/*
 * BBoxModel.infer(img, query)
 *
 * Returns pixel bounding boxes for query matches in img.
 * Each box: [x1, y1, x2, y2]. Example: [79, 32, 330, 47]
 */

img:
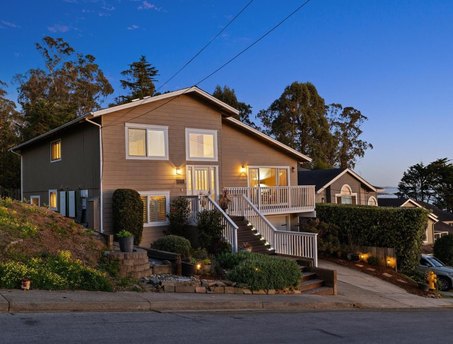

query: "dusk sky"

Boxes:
[1, 0, 452, 187]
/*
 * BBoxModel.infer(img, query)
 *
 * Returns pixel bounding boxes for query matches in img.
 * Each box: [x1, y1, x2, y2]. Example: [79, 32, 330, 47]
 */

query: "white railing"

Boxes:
[184, 195, 238, 253]
[225, 185, 315, 215]
[239, 194, 318, 266]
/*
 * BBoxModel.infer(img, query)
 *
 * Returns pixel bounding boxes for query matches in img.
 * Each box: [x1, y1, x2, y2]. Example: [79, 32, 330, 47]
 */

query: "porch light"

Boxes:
[240, 164, 247, 176]
[175, 167, 182, 175]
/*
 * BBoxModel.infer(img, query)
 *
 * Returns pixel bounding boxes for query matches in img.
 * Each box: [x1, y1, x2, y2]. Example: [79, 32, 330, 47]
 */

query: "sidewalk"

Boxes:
[1, 260, 453, 313]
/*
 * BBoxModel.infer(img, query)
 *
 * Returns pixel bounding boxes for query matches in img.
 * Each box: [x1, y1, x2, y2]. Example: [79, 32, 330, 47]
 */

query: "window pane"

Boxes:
[189, 133, 214, 158]
[128, 128, 146, 156]
[259, 168, 277, 187]
[149, 196, 166, 222]
[249, 168, 259, 187]
[148, 129, 166, 157]
[141, 196, 148, 223]
[31, 197, 39, 206]
[341, 196, 352, 204]
[278, 169, 288, 186]
[51, 141, 61, 161]
[49, 192, 57, 208]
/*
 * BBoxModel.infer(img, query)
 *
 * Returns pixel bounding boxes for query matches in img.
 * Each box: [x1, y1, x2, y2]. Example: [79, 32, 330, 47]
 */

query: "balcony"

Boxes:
[224, 185, 316, 216]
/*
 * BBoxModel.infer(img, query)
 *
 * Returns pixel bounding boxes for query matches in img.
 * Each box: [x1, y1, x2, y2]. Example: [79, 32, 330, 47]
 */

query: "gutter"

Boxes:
[84, 118, 104, 234]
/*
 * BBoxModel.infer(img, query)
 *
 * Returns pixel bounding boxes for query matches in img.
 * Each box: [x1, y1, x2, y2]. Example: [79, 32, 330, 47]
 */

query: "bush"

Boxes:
[218, 252, 301, 290]
[300, 218, 342, 257]
[152, 235, 192, 259]
[317, 203, 428, 273]
[112, 189, 143, 245]
[167, 197, 190, 236]
[367, 256, 379, 266]
[197, 209, 230, 255]
[0, 251, 112, 291]
[434, 234, 453, 266]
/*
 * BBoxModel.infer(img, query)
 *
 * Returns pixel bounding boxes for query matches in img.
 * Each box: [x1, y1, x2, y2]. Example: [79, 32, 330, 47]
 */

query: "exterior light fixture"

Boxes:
[240, 164, 247, 176]
[175, 167, 182, 175]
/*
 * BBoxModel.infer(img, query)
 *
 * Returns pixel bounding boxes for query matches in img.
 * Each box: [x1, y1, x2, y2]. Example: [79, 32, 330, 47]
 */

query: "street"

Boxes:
[1, 310, 453, 343]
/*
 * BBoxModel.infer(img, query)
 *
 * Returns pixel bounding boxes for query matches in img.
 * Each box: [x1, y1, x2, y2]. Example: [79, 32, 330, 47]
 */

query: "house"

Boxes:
[378, 198, 439, 244]
[412, 200, 453, 239]
[298, 168, 379, 206]
[11, 86, 318, 264]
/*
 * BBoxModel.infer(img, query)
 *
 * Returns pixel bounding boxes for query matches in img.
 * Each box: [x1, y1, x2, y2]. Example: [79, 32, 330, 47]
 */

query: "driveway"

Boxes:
[319, 260, 453, 308]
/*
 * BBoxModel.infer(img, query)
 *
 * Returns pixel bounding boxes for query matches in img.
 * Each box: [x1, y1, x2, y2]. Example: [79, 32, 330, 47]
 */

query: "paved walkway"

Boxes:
[1, 260, 453, 313]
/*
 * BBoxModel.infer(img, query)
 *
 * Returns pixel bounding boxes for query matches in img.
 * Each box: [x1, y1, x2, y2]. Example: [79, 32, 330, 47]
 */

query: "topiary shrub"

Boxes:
[112, 189, 143, 245]
[218, 252, 301, 290]
[434, 234, 453, 266]
[151, 235, 192, 259]
[167, 197, 190, 237]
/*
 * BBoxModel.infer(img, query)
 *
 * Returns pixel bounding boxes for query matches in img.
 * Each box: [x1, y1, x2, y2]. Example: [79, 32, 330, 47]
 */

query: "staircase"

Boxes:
[230, 216, 275, 254]
[299, 265, 334, 295]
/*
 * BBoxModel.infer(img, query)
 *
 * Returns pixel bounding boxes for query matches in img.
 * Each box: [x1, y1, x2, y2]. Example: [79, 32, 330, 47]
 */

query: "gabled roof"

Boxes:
[11, 86, 311, 162]
[435, 221, 453, 234]
[378, 197, 438, 222]
[298, 168, 377, 193]
[415, 200, 453, 222]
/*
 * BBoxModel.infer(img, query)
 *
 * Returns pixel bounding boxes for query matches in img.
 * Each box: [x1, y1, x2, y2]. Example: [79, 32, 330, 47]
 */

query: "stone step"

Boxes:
[301, 272, 317, 282]
[300, 278, 324, 292]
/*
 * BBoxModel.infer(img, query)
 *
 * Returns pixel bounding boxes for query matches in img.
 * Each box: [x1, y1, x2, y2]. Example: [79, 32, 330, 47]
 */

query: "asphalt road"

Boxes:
[1, 310, 452, 344]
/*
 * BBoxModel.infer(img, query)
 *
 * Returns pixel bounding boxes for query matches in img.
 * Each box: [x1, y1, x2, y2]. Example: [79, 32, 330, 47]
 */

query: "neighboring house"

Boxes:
[298, 168, 379, 206]
[378, 198, 439, 245]
[413, 200, 453, 239]
[11, 87, 317, 262]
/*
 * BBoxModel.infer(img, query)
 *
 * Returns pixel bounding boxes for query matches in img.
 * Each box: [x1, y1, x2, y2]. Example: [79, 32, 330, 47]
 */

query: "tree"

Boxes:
[327, 104, 373, 169]
[212, 85, 256, 127]
[16, 36, 113, 140]
[0, 81, 21, 196]
[257, 82, 335, 168]
[430, 158, 453, 212]
[113, 55, 158, 105]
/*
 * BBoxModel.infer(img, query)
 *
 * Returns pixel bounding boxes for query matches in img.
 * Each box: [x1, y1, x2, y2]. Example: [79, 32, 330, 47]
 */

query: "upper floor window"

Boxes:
[186, 128, 218, 161]
[336, 184, 357, 205]
[367, 196, 378, 206]
[50, 140, 61, 162]
[126, 123, 168, 160]
[248, 167, 289, 187]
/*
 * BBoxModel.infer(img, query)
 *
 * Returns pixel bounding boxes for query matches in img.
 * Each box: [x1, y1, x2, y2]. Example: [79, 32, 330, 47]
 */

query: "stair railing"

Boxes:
[240, 194, 318, 266]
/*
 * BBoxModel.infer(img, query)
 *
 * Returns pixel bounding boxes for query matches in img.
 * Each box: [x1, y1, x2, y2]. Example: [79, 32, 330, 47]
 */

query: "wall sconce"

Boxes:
[291, 166, 296, 173]
[240, 164, 247, 176]
[175, 167, 182, 176]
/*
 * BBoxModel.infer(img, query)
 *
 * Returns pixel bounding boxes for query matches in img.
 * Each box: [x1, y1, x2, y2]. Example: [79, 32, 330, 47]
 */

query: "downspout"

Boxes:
[10, 149, 23, 201]
[85, 118, 104, 234]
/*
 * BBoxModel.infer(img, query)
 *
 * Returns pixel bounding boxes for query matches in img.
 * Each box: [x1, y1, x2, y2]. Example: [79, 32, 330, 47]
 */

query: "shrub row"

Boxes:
[112, 189, 143, 245]
[217, 252, 301, 291]
[316, 203, 428, 273]
[0, 250, 112, 291]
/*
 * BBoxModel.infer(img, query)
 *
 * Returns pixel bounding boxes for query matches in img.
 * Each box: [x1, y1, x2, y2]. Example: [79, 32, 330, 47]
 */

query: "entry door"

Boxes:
[187, 165, 218, 197]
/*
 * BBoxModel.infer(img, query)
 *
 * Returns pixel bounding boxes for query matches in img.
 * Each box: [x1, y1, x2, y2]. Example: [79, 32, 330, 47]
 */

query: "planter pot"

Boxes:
[119, 236, 134, 253]
[181, 261, 195, 276]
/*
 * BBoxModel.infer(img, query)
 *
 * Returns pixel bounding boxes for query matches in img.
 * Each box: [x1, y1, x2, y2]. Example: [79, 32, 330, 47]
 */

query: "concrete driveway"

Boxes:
[319, 260, 453, 308]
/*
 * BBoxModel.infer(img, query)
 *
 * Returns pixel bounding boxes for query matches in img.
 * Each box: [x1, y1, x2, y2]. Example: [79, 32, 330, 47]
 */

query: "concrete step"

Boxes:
[303, 286, 335, 296]
[302, 272, 317, 282]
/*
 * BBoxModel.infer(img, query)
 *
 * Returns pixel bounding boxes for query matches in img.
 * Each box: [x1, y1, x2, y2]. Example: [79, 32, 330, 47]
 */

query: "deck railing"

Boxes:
[239, 194, 318, 266]
[225, 185, 315, 215]
[184, 195, 238, 253]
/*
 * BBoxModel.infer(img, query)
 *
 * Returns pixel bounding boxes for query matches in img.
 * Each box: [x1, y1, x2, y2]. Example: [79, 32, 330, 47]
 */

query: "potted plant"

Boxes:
[242, 242, 252, 252]
[219, 189, 231, 211]
[117, 230, 134, 252]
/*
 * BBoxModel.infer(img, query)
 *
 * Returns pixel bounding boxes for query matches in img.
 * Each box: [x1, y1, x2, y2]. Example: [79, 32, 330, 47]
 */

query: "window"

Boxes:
[48, 190, 58, 210]
[186, 128, 218, 161]
[126, 123, 168, 160]
[50, 140, 61, 162]
[367, 196, 378, 206]
[140, 191, 170, 226]
[30, 196, 40, 207]
[335, 184, 357, 205]
[248, 167, 289, 187]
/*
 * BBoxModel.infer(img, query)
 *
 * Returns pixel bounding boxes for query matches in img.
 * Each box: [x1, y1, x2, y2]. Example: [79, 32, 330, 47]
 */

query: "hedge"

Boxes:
[433, 234, 453, 266]
[112, 189, 143, 245]
[316, 203, 428, 273]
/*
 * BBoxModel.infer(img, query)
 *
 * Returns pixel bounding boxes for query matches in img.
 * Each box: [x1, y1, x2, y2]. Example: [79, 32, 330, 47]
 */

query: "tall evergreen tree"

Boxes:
[258, 82, 335, 168]
[327, 104, 373, 169]
[0, 81, 21, 196]
[113, 55, 158, 105]
[16, 36, 113, 140]
[212, 85, 256, 127]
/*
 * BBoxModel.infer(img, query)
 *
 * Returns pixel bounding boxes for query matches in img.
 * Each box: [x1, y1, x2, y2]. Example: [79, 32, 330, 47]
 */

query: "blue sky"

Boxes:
[1, 0, 452, 187]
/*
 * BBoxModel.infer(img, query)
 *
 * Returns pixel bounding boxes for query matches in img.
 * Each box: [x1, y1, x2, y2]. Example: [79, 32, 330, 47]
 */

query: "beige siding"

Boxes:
[401, 202, 435, 245]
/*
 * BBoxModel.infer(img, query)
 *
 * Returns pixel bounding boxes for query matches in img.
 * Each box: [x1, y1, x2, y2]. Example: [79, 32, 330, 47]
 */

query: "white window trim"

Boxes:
[334, 184, 358, 204]
[50, 139, 62, 163]
[185, 128, 218, 162]
[48, 189, 58, 210]
[30, 195, 40, 206]
[367, 196, 378, 206]
[186, 165, 219, 197]
[247, 166, 291, 187]
[139, 191, 170, 227]
[125, 123, 169, 160]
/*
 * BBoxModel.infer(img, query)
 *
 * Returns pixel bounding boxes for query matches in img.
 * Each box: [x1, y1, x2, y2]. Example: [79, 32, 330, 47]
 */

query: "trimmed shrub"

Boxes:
[112, 189, 143, 245]
[151, 235, 192, 259]
[316, 203, 428, 273]
[218, 252, 301, 290]
[197, 209, 230, 255]
[168, 197, 190, 236]
[434, 234, 453, 266]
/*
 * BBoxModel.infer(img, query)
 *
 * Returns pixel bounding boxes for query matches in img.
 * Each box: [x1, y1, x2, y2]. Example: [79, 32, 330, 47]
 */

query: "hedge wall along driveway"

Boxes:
[316, 204, 428, 273]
